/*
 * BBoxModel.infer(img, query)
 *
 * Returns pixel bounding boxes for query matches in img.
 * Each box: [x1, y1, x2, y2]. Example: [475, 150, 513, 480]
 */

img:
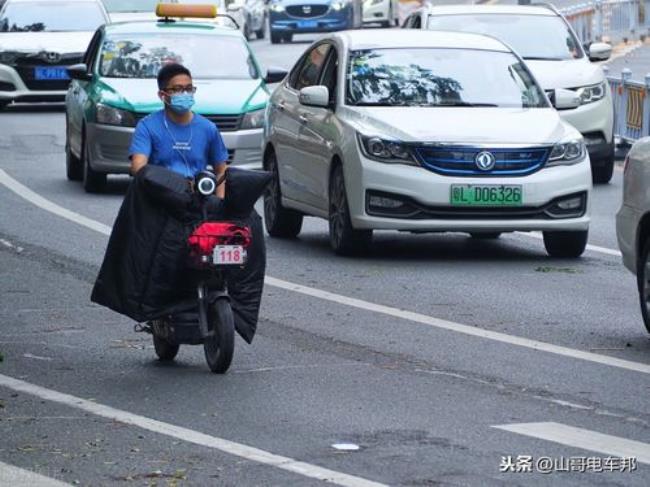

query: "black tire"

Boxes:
[329, 164, 372, 255]
[204, 298, 235, 374]
[65, 120, 83, 181]
[0, 100, 9, 110]
[153, 334, 180, 362]
[636, 238, 650, 334]
[283, 33, 292, 43]
[270, 31, 281, 44]
[263, 150, 303, 238]
[82, 131, 106, 193]
[592, 156, 615, 184]
[543, 230, 588, 258]
[470, 232, 501, 239]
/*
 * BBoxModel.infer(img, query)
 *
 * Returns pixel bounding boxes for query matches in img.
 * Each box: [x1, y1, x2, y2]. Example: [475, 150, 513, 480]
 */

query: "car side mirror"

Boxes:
[227, 0, 244, 12]
[552, 88, 581, 110]
[299, 85, 330, 108]
[67, 63, 92, 81]
[588, 42, 612, 62]
[264, 66, 288, 84]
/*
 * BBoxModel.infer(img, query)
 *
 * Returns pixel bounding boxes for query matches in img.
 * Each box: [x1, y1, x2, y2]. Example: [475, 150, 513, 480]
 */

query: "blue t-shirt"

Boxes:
[129, 110, 229, 178]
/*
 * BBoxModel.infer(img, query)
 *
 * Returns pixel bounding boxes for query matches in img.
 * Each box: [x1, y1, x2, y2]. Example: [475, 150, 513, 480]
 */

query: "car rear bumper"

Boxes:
[86, 123, 263, 173]
[346, 153, 592, 233]
[0, 64, 67, 103]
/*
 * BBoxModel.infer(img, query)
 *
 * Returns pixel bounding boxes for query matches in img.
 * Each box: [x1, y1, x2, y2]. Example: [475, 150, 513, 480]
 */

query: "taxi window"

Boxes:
[0, 1, 105, 32]
[99, 34, 259, 79]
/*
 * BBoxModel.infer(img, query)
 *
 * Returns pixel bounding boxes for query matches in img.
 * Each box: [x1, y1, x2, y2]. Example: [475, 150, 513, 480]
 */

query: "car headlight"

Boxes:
[576, 82, 607, 105]
[0, 51, 20, 65]
[270, 3, 285, 12]
[241, 108, 265, 129]
[547, 138, 585, 167]
[358, 134, 417, 165]
[96, 103, 137, 127]
[332, 1, 348, 11]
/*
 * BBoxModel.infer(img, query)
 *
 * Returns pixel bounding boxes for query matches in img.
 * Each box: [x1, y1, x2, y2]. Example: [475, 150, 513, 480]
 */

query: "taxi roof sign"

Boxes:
[156, 3, 217, 19]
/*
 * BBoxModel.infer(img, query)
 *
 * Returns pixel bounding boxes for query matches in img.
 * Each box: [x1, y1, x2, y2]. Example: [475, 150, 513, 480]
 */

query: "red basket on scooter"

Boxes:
[187, 222, 252, 268]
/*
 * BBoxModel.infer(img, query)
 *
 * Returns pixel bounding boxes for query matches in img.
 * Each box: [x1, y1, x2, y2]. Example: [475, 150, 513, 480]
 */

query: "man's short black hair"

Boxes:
[157, 63, 192, 90]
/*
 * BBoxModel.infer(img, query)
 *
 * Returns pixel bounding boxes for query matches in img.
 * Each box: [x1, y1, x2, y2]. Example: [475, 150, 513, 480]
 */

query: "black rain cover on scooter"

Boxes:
[91, 165, 270, 343]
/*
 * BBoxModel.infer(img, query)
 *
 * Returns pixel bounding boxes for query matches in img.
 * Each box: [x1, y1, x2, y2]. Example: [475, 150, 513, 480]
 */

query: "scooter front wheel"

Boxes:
[204, 298, 235, 374]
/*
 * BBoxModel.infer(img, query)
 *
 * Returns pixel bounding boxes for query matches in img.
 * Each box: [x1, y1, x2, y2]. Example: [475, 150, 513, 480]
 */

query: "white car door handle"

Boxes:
[277, 101, 286, 111]
[299, 114, 309, 123]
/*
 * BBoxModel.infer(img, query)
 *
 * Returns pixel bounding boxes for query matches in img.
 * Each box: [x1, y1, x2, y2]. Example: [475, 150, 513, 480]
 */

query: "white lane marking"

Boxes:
[0, 460, 72, 487]
[492, 422, 650, 464]
[0, 374, 386, 487]
[514, 231, 622, 257]
[0, 169, 648, 376]
[266, 276, 650, 374]
[23, 353, 53, 361]
[0, 170, 112, 236]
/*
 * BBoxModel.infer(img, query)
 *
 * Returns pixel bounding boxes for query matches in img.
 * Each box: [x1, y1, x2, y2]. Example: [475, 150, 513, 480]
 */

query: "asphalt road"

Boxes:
[1, 33, 650, 487]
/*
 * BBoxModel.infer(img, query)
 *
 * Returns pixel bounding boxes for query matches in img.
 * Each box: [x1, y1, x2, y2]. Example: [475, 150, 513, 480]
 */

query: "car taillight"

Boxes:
[188, 222, 252, 256]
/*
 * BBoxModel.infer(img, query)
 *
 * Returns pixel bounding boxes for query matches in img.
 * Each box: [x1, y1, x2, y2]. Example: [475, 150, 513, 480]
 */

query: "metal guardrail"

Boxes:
[561, 0, 650, 44]
[605, 66, 650, 142]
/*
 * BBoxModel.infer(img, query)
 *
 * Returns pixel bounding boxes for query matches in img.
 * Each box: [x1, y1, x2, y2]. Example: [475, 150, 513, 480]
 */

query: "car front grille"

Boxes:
[12, 54, 83, 92]
[286, 4, 329, 18]
[414, 146, 551, 177]
[204, 114, 241, 132]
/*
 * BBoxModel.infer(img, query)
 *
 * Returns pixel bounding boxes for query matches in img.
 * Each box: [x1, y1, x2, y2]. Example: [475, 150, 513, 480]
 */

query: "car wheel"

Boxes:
[65, 119, 83, 181]
[270, 30, 281, 44]
[82, 131, 106, 193]
[592, 144, 615, 184]
[283, 33, 292, 43]
[263, 150, 303, 238]
[636, 238, 650, 334]
[0, 100, 9, 110]
[543, 230, 588, 258]
[329, 164, 372, 255]
[470, 232, 501, 239]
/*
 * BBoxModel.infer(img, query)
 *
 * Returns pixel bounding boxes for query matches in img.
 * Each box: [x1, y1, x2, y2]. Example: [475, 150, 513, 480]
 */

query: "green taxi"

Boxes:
[65, 8, 287, 192]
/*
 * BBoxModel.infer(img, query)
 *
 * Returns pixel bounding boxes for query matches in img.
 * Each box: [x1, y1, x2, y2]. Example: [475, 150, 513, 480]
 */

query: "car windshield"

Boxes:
[346, 48, 548, 108]
[426, 14, 583, 60]
[99, 34, 259, 79]
[0, 1, 105, 32]
[102, 0, 160, 13]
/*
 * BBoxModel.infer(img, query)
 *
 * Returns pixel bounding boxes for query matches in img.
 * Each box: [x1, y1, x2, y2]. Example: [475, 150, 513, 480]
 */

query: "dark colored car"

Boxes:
[269, 0, 362, 44]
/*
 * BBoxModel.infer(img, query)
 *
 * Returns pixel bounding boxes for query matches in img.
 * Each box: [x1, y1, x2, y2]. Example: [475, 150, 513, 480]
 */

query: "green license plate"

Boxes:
[450, 185, 523, 206]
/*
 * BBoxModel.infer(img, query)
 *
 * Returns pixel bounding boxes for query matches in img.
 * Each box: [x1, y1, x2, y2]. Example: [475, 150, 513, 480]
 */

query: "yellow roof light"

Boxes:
[155, 3, 217, 19]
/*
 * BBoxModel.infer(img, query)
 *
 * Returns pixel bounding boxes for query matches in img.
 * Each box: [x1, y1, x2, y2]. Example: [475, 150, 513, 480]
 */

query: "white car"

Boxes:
[403, 4, 615, 184]
[362, 0, 399, 27]
[262, 29, 592, 256]
[0, 0, 109, 108]
[102, 0, 178, 23]
[616, 137, 650, 334]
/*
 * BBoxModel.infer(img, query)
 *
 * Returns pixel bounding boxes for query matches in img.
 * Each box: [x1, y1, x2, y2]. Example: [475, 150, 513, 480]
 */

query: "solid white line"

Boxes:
[0, 168, 648, 376]
[492, 422, 650, 464]
[514, 231, 622, 257]
[0, 374, 386, 487]
[0, 460, 72, 487]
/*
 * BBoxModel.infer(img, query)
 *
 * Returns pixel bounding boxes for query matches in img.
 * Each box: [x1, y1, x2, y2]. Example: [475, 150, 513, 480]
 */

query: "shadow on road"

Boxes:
[1, 103, 65, 113]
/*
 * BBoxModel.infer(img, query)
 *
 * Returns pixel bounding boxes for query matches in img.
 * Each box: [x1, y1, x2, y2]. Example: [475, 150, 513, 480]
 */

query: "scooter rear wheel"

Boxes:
[204, 298, 235, 374]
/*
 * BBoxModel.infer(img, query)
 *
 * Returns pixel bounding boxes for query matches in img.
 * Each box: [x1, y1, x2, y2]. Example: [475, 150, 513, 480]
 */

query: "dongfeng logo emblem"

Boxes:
[475, 151, 496, 171]
[302, 5, 312, 13]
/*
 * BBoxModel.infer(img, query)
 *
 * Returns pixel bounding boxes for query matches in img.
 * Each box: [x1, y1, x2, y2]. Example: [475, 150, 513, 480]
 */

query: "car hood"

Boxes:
[0, 31, 94, 55]
[525, 59, 604, 90]
[98, 77, 268, 114]
[342, 106, 575, 145]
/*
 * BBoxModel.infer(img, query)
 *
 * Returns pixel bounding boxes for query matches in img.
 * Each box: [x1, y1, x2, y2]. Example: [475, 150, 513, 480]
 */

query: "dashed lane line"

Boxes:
[1, 168, 648, 378]
[0, 374, 387, 487]
[492, 422, 650, 464]
[0, 460, 73, 487]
